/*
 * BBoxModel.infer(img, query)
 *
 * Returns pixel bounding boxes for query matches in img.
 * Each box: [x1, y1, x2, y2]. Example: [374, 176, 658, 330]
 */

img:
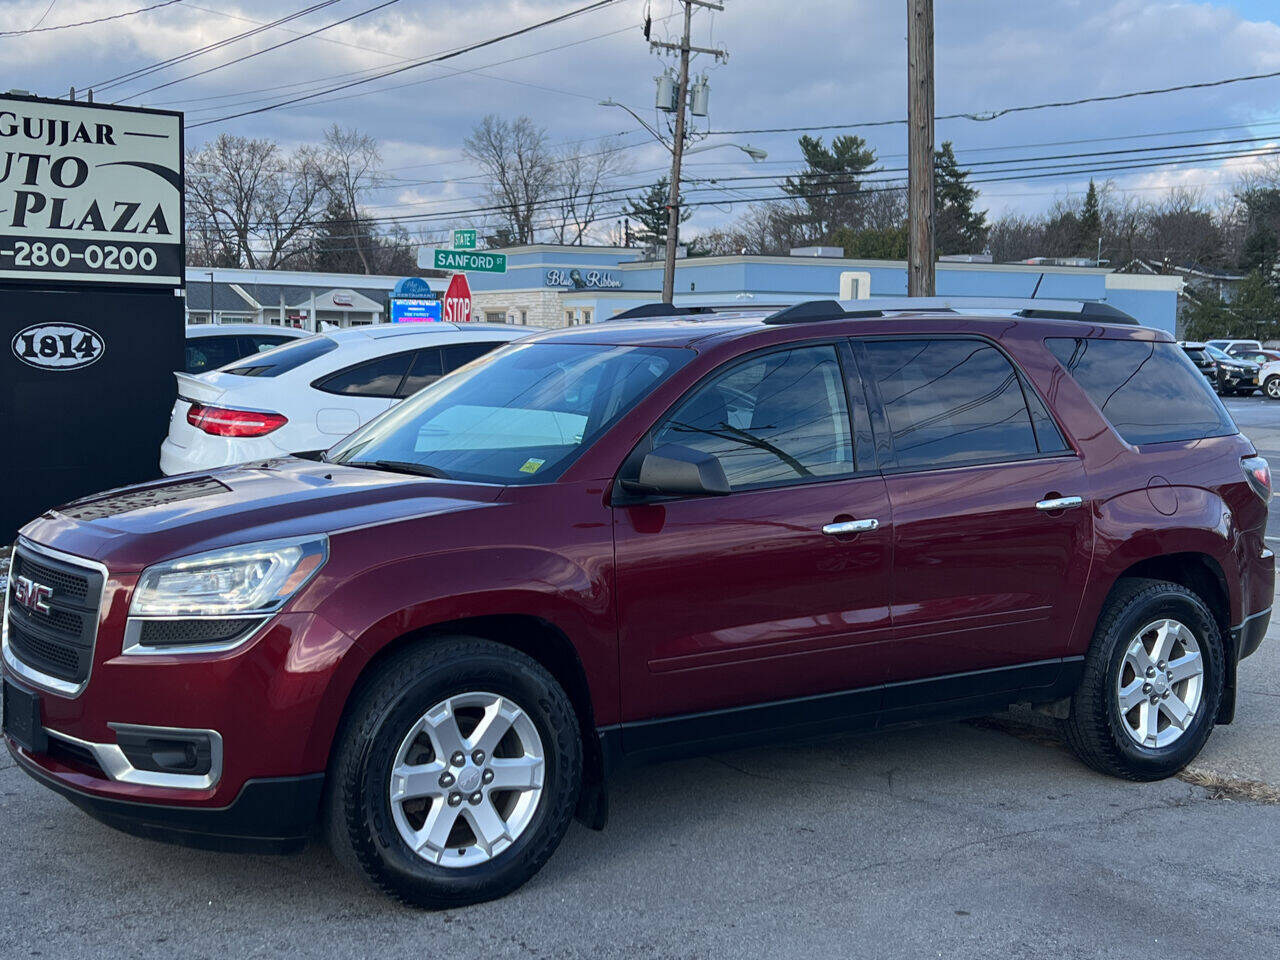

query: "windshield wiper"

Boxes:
[344, 459, 453, 480]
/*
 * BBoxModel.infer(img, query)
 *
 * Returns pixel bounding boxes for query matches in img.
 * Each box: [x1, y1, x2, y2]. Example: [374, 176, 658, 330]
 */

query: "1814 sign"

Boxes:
[0, 95, 182, 286]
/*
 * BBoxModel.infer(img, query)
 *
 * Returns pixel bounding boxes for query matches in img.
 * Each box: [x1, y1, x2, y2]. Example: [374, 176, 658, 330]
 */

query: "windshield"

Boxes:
[1204, 345, 1233, 361]
[223, 335, 337, 376]
[327, 341, 691, 484]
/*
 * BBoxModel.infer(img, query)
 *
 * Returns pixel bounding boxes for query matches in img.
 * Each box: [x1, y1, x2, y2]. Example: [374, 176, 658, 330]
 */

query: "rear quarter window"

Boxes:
[225, 335, 337, 377]
[1045, 338, 1235, 445]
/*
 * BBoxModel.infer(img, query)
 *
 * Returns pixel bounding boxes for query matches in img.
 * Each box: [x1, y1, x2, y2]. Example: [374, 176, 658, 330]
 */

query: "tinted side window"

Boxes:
[315, 351, 414, 398]
[185, 335, 243, 374]
[443, 341, 502, 372]
[243, 335, 293, 354]
[397, 349, 444, 398]
[862, 339, 1041, 469]
[1046, 338, 1235, 445]
[226, 336, 337, 377]
[652, 344, 855, 490]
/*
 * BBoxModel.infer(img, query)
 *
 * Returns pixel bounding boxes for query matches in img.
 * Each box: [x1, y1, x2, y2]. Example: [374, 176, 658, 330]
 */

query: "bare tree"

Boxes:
[464, 115, 556, 245]
[321, 125, 382, 273]
[549, 138, 631, 245]
[186, 134, 326, 269]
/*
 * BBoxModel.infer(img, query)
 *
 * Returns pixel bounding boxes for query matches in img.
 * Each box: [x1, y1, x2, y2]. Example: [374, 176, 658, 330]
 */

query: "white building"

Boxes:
[183, 267, 445, 330]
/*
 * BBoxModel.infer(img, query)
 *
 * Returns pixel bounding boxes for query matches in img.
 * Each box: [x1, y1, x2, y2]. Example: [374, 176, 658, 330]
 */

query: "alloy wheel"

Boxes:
[388, 691, 545, 868]
[1266, 377, 1280, 399]
[1116, 618, 1204, 749]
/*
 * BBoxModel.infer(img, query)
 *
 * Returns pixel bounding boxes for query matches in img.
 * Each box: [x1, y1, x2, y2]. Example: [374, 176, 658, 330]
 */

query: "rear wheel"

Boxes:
[1265, 376, 1280, 400]
[326, 636, 581, 907]
[1064, 578, 1223, 781]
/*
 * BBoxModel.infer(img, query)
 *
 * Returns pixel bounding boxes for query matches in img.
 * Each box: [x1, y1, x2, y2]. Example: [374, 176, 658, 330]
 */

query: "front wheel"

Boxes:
[326, 637, 582, 907]
[1063, 578, 1224, 781]
[1265, 376, 1280, 400]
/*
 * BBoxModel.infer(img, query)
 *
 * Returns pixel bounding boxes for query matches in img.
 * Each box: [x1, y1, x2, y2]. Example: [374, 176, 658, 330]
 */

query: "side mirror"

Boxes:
[620, 443, 731, 498]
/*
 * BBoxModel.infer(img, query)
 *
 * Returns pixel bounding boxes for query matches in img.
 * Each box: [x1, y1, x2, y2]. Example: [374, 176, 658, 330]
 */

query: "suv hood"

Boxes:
[20, 457, 503, 571]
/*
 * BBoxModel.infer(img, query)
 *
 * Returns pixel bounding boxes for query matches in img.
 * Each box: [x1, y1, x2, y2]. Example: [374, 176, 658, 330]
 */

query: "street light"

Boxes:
[684, 141, 768, 161]
[599, 98, 766, 297]
[597, 99, 767, 162]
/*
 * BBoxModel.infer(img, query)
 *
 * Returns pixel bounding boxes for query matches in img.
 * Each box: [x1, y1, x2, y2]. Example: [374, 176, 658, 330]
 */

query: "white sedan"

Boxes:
[160, 323, 531, 475]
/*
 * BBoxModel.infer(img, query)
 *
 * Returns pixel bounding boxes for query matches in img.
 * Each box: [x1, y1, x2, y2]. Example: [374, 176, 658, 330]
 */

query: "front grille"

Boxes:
[5, 544, 105, 689]
[13, 554, 89, 601]
[7, 620, 86, 680]
[46, 736, 106, 777]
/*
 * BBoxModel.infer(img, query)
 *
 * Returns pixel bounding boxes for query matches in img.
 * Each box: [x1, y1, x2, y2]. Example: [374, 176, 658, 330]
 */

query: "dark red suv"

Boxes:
[4, 297, 1273, 907]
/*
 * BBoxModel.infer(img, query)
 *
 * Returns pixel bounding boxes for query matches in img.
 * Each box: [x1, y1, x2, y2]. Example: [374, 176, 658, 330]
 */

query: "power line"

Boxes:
[187, 0, 625, 128]
[339, 135, 1280, 219]
[193, 140, 1280, 234]
[121, 0, 403, 102]
[165, 0, 674, 109]
[0, 0, 183, 37]
[172, 15, 671, 115]
[27, 0, 58, 31]
[86, 1, 343, 94]
[708, 67, 1280, 135]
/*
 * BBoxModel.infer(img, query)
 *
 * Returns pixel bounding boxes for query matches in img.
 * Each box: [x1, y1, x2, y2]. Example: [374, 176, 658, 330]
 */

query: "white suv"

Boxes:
[160, 323, 531, 475]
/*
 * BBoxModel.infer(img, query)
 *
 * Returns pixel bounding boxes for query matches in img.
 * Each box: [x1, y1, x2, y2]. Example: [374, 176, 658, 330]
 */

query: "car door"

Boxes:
[854, 336, 1092, 694]
[310, 350, 411, 435]
[612, 341, 893, 731]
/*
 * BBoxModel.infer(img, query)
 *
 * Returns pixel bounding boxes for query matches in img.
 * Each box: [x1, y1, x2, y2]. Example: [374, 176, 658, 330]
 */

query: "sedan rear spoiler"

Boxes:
[173, 371, 228, 404]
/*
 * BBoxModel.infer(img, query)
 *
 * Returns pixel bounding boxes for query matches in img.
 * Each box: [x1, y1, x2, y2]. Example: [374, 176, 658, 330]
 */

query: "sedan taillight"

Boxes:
[186, 401, 288, 438]
[1242, 455, 1272, 503]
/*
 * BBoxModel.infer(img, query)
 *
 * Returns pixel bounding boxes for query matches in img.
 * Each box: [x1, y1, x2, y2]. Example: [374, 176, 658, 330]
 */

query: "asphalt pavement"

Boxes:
[2, 399, 1280, 959]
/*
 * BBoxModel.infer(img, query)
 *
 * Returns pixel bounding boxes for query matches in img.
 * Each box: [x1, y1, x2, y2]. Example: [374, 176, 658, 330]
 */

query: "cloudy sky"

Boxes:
[5, 0, 1280, 241]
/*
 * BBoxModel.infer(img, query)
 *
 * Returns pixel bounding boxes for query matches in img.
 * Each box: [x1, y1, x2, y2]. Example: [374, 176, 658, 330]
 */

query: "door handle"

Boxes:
[1035, 496, 1083, 512]
[822, 518, 880, 536]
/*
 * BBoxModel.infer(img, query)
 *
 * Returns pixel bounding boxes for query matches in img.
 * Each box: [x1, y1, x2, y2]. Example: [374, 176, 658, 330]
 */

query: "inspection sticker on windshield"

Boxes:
[519, 458, 546, 474]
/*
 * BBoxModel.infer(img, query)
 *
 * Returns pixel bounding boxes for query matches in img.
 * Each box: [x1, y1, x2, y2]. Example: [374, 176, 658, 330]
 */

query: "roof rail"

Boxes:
[763, 296, 1140, 326]
[609, 302, 783, 321]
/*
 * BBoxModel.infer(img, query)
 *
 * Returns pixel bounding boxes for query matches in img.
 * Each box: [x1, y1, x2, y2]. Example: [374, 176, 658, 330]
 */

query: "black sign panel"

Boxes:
[0, 286, 183, 540]
[0, 95, 182, 287]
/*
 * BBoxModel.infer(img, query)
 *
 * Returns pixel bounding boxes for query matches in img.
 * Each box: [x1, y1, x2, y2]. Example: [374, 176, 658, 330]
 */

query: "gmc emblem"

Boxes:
[13, 576, 53, 616]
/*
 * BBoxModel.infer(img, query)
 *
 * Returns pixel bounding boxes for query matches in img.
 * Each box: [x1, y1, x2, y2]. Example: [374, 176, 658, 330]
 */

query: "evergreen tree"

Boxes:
[834, 224, 908, 260]
[1078, 180, 1102, 258]
[782, 135, 878, 242]
[624, 177, 688, 245]
[933, 141, 987, 255]
[1239, 224, 1278, 275]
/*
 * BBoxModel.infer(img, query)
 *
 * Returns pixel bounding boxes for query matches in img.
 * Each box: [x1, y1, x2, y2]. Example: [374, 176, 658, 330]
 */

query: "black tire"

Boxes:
[1265, 376, 1280, 400]
[325, 636, 582, 908]
[1063, 578, 1224, 781]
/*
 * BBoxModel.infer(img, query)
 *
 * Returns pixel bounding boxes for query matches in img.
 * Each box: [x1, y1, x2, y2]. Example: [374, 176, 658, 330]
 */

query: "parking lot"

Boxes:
[0, 393, 1274, 959]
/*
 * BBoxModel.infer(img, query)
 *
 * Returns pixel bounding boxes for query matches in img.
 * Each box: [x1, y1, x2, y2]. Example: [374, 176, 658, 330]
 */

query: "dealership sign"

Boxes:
[544, 268, 622, 289]
[0, 95, 182, 286]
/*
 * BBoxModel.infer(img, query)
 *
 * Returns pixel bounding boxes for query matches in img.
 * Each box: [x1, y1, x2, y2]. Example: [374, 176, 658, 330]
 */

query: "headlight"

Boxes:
[129, 535, 328, 617]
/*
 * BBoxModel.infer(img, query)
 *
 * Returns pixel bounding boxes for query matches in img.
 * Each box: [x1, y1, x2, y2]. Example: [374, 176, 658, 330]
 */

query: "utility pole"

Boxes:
[650, 0, 726, 303]
[907, 0, 935, 296]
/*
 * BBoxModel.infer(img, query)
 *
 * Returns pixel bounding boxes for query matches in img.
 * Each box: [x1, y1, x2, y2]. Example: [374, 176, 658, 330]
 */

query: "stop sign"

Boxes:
[443, 273, 472, 323]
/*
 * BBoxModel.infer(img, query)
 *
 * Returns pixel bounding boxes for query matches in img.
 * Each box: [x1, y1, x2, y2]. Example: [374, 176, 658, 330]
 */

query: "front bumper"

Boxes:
[1219, 369, 1259, 391]
[3, 590, 362, 848]
[9, 741, 323, 852]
